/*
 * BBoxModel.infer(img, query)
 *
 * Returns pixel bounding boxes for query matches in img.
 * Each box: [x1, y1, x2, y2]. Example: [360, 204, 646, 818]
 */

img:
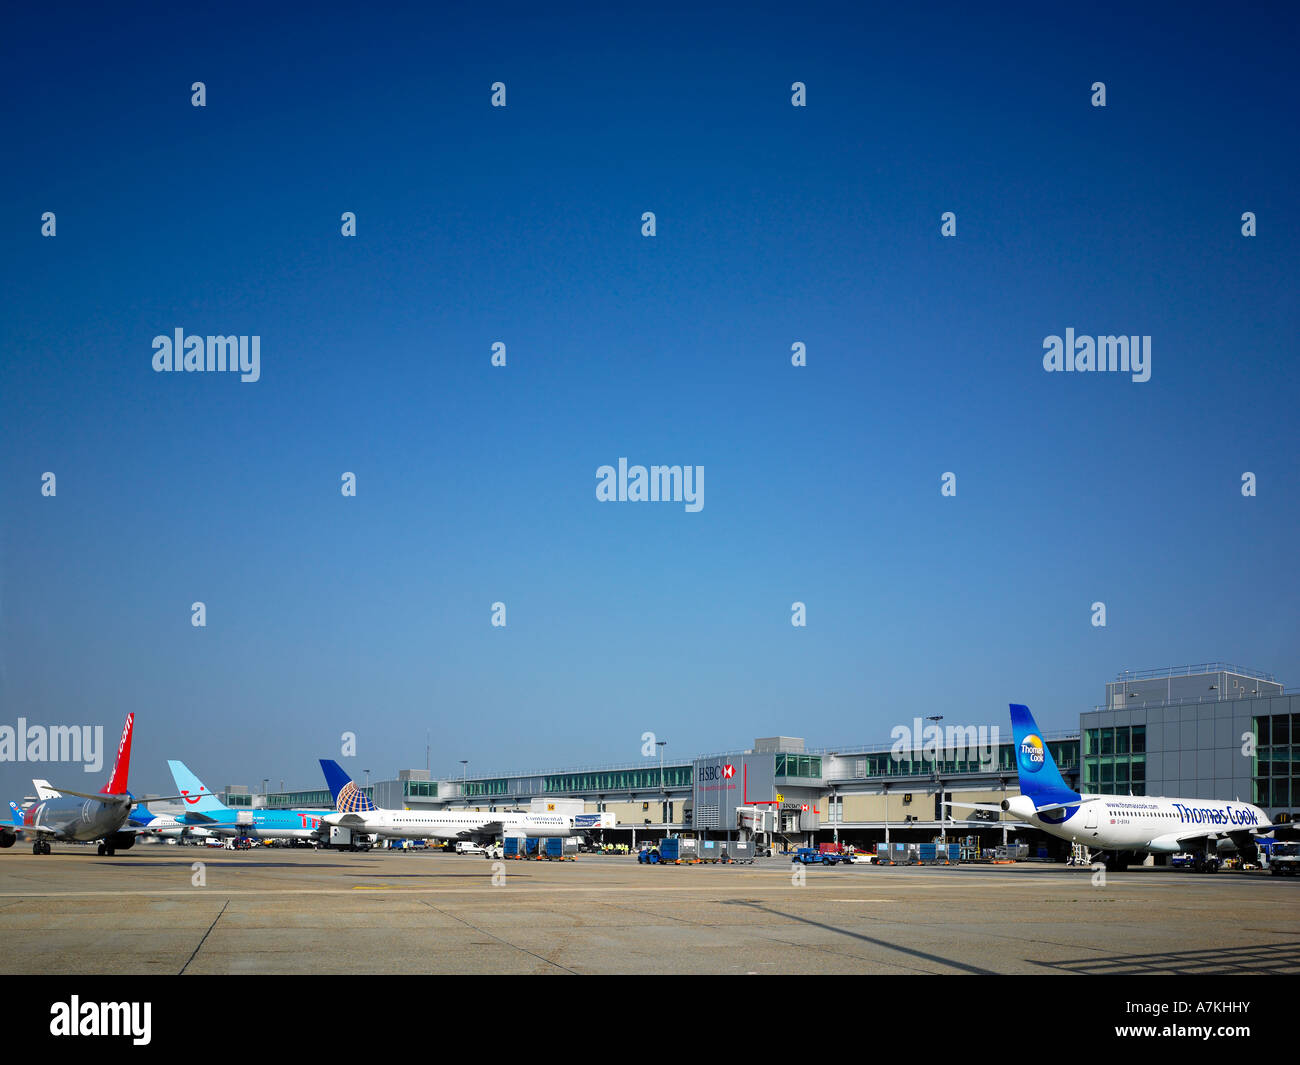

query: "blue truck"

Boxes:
[791, 847, 841, 866]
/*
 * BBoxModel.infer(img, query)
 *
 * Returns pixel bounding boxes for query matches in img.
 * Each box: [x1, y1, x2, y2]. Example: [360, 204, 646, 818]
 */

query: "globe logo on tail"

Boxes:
[1018, 733, 1046, 774]
[337, 781, 373, 813]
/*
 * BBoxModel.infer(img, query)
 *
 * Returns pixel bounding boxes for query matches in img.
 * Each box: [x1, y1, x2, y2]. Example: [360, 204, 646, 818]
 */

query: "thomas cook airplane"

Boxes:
[948, 704, 1287, 873]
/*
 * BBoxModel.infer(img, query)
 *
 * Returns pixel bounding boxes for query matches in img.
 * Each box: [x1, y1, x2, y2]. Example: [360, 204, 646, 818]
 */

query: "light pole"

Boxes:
[656, 741, 667, 837]
[460, 760, 468, 807]
[1000, 776, 1008, 848]
[883, 782, 889, 851]
[926, 716, 944, 843]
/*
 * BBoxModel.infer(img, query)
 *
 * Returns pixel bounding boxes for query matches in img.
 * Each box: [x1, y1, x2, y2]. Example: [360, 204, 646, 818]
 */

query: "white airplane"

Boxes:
[319, 760, 614, 845]
[948, 704, 1287, 873]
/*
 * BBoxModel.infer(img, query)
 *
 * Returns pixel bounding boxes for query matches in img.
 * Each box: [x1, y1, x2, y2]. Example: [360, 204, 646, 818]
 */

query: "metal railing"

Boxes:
[1112, 663, 1277, 683]
[1092, 690, 1287, 713]
[807, 730, 1078, 756]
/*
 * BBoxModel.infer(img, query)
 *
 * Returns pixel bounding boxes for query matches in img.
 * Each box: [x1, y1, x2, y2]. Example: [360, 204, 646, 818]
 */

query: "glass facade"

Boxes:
[542, 765, 692, 794]
[1254, 713, 1299, 809]
[1083, 726, 1146, 795]
[853, 741, 1077, 779]
[775, 754, 822, 778]
[267, 789, 341, 808]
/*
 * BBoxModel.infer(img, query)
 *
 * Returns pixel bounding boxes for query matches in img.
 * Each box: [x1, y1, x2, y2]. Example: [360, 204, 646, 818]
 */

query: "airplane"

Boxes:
[167, 760, 331, 842]
[318, 760, 614, 846]
[948, 703, 1288, 873]
[125, 801, 206, 842]
[1, 714, 192, 856]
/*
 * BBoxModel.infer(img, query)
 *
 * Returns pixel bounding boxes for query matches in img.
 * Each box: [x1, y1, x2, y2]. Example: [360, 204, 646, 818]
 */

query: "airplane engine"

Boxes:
[1000, 795, 1038, 821]
[106, 831, 137, 851]
[523, 824, 570, 838]
[0, 830, 15, 849]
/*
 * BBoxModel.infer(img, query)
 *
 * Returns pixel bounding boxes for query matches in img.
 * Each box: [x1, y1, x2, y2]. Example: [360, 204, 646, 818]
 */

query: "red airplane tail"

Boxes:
[101, 713, 134, 795]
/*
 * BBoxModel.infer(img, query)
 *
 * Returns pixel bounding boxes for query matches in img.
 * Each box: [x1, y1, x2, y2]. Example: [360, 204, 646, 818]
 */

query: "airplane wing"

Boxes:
[946, 799, 1085, 814]
[1253, 823, 1299, 839]
[9, 823, 56, 837]
[1167, 822, 1295, 848]
[43, 787, 133, 803]
[178, 820, 241, 830]
[44, 788, 195, 805]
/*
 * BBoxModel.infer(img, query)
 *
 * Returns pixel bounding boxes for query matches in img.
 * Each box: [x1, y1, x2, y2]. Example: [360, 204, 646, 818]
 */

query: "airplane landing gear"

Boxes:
[96, 843, 115, 856]
[32, 840, 50, 855]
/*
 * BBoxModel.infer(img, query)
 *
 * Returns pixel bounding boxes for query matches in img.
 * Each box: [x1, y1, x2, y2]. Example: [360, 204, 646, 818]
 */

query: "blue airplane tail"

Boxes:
[167, 760, 231, 814]
[8, 801, 22, 827]
[320, 760, 376, 813]
[1010, 704, 1081, 808]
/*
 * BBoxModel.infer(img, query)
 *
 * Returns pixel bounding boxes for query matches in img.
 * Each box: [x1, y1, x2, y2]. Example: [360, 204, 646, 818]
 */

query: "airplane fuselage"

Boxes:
[1022, 794, 1269, 853]
[325, 810, 573, 841]
[177, 809, 330, 840]
[20, 797, 132, 842]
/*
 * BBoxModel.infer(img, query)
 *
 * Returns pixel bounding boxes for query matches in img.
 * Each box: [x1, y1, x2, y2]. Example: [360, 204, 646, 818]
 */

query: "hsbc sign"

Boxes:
[697, 763, 736, 783]
[693, 754, 774, 827]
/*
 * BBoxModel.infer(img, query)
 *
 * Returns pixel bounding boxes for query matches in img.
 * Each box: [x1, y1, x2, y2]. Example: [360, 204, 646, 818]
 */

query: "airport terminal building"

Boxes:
[254, 663, 1296, 854]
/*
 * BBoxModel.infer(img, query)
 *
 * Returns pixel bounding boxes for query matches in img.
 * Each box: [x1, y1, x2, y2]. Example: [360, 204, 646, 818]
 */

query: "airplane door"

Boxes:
[1084, 803, 1098, 830]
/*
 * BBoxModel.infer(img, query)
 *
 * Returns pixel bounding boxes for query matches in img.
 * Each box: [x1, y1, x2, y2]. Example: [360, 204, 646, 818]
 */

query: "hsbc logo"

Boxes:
[698, 763, 736, 783]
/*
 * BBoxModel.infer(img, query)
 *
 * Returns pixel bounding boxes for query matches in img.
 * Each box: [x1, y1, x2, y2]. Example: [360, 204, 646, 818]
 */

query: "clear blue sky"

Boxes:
[2, 2, 1297, 797]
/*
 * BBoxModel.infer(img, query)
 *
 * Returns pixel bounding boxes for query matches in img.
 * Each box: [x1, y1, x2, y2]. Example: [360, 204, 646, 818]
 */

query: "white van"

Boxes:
[454, 841, 485, 855]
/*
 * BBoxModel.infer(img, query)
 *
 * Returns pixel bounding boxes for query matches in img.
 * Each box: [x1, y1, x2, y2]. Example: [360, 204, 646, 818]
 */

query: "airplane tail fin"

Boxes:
[8, 801, 22, 827]
[167, 761, 230, 813]
[101, 713, 134, 795]
[1009, 704, 1080, 807]
[32, 780, 61, 801]
[320, 760, 376, 813]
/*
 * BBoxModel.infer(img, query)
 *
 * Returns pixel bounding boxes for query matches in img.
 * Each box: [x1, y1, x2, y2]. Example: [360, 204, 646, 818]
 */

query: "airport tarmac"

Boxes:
[1, 847, 1296, 975]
